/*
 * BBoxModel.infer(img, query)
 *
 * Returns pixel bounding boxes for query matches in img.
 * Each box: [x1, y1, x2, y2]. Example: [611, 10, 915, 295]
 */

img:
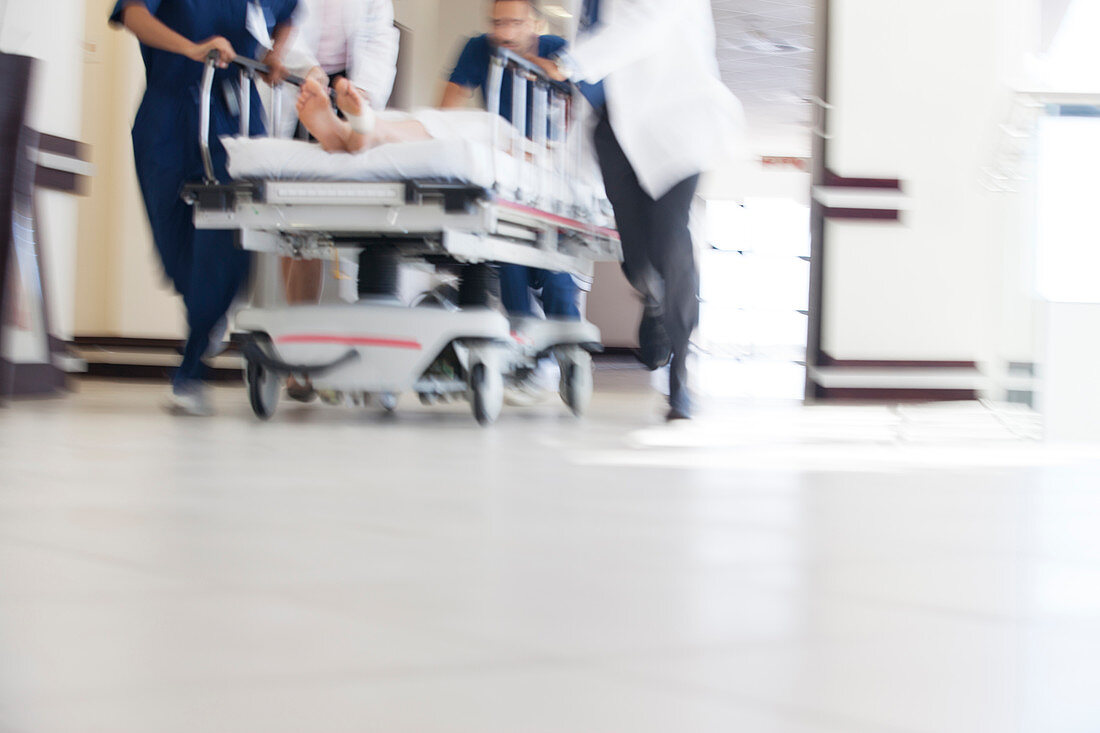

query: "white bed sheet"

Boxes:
[225, 137, 498, 188]
[222, 135, 608, 220]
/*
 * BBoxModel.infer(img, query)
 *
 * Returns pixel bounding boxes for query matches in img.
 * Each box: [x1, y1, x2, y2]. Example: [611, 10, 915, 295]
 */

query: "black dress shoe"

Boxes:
[635, 311, 672, 371]
[666, 406, 692, 422]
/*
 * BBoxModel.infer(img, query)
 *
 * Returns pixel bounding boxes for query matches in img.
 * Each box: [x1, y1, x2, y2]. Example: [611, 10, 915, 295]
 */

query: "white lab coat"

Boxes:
[569, 0, 742, 200]
[263, 0, 398, 137]
[286, 0, 398, 108]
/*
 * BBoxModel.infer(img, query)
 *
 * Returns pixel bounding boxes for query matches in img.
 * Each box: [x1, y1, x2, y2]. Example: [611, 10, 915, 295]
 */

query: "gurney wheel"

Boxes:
[245, 358, 280, 420]
[559, 349, 594, 417]
[469, 362, 503, 426]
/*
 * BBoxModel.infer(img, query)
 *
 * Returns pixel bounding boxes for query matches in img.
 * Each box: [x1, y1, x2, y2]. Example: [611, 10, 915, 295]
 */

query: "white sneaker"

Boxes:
[504, 375, 549, 407]
[167, 383, 213, 416]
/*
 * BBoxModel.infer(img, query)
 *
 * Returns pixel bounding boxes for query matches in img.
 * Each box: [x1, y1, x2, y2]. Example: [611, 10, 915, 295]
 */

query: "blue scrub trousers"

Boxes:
[132, 88, 259, 389]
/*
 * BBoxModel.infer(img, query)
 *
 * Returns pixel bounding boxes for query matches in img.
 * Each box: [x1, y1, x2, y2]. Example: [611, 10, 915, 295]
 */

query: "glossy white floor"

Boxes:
[1, 369, 1098, 733]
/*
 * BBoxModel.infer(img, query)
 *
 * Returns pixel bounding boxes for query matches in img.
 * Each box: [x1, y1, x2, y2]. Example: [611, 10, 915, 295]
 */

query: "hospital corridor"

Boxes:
[3, 0, 1100, 731]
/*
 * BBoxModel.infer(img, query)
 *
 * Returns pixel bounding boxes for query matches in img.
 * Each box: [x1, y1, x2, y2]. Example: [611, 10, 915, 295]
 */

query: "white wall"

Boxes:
[0, 0, 87, 340]
[821, 0, 1038, 368]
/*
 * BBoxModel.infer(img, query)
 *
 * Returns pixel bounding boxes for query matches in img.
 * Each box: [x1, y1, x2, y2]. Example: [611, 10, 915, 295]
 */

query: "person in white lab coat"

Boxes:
[529, 0, 740, 420]
[273, 0, 399, 401]
[281, 0, 398, 117]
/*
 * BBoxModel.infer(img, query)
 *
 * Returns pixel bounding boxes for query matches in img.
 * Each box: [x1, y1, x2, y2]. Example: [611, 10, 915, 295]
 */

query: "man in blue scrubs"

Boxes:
[110, 0, 298, 415]
[440, 0, 579, 322]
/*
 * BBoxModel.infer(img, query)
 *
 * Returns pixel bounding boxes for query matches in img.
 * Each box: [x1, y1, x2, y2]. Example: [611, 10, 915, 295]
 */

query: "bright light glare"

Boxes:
[1036, 116, 1100, 302]
[543, 5, 573, 19]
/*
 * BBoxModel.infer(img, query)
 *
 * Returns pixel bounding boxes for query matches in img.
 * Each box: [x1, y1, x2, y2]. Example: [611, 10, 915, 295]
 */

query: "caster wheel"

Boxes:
[379, 392, 399, 412]
[469, 362, 503, 426]
[559, 349, 593, 417]
[245, 358, 280, 420]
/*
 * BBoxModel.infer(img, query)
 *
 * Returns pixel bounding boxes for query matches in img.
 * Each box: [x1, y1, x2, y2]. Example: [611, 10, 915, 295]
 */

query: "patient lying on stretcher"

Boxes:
[297, 78, 494, 153]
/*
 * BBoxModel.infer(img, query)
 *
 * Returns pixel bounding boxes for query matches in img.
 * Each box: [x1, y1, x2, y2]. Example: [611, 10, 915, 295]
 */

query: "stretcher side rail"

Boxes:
[198, 52, 332, 184]
[191, 49, 612, 234]
[182, 179, 493, 213]
[188, 51, 620, 273]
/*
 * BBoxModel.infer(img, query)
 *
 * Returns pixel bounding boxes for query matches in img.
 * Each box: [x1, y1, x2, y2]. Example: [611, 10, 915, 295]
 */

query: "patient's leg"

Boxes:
[332, 79, 434, 151]
[298, 79, 437, 153]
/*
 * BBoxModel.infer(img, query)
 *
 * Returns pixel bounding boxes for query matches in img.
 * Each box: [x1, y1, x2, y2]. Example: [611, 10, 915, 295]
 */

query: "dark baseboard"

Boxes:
[812, 386, 978, 402]
[82, 363, 242, 382]
[818, 353, 979, 369]
[72, 336, 242, 354]
[810, 352, 982, 402]
[71, 336, 242, 383]
[595, 347, 637, 359]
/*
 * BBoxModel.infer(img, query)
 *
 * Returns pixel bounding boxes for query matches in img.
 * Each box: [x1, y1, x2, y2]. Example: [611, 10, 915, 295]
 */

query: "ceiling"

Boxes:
[711, 0, 816, 155]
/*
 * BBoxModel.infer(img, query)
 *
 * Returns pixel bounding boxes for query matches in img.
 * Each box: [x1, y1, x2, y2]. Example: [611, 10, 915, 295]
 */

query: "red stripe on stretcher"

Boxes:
[496, 199, 620, 240]
[277, 334, 422, 350]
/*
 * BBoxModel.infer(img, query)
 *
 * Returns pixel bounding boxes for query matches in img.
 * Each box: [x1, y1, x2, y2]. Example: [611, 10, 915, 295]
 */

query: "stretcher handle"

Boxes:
[494, 48, 572, 101]
[230, 55, 309, 90]
[231, 55, 337, 104]
[200, 52, 217, 183]
[489, 49, 573, 204]
[495, 48, 550, 81]
[199, 51, 335, 184]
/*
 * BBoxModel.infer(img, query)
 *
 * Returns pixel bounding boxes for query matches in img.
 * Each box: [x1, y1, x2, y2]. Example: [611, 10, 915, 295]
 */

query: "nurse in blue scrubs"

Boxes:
[110, 0, 297, 414]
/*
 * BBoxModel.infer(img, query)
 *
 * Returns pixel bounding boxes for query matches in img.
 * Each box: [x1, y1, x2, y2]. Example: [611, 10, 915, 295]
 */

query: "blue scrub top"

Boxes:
[109, 0, 297, 182]
[448, 34, 567, 131]
[576, 0, 605, 110]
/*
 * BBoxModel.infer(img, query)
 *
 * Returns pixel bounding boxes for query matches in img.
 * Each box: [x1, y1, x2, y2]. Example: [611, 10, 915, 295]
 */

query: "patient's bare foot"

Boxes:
[334, 78, 368, 119]
[333, 78, 376, 152]
[296, 79, 347, 152]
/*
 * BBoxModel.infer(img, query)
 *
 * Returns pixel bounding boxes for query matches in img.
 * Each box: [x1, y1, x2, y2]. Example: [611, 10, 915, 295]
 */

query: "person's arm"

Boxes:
[348, 0, 399, 110]
[275, 0, 322, 83]
[439, 81, 474, 108]
[261, 20, 295, 84]
[545, 0, 681, 84]
[117, 1, 235, 66]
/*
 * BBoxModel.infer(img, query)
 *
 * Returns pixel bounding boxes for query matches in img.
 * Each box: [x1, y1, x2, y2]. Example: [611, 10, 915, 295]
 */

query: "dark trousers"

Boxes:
[592, 108, 700, 405]
[498, 265, 580, 319]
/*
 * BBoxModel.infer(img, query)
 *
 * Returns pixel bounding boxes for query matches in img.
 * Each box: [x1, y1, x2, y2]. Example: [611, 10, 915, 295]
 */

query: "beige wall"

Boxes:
[393, 0, 512, 109]
[75, 0, 185, 339]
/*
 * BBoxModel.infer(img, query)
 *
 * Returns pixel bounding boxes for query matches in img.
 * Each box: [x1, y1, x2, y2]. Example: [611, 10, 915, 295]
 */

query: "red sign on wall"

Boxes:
[761, 156, 810, 171]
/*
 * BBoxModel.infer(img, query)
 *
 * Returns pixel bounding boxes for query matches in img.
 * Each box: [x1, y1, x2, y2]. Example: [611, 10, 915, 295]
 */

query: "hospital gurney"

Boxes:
[183, 51, 621, 424]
